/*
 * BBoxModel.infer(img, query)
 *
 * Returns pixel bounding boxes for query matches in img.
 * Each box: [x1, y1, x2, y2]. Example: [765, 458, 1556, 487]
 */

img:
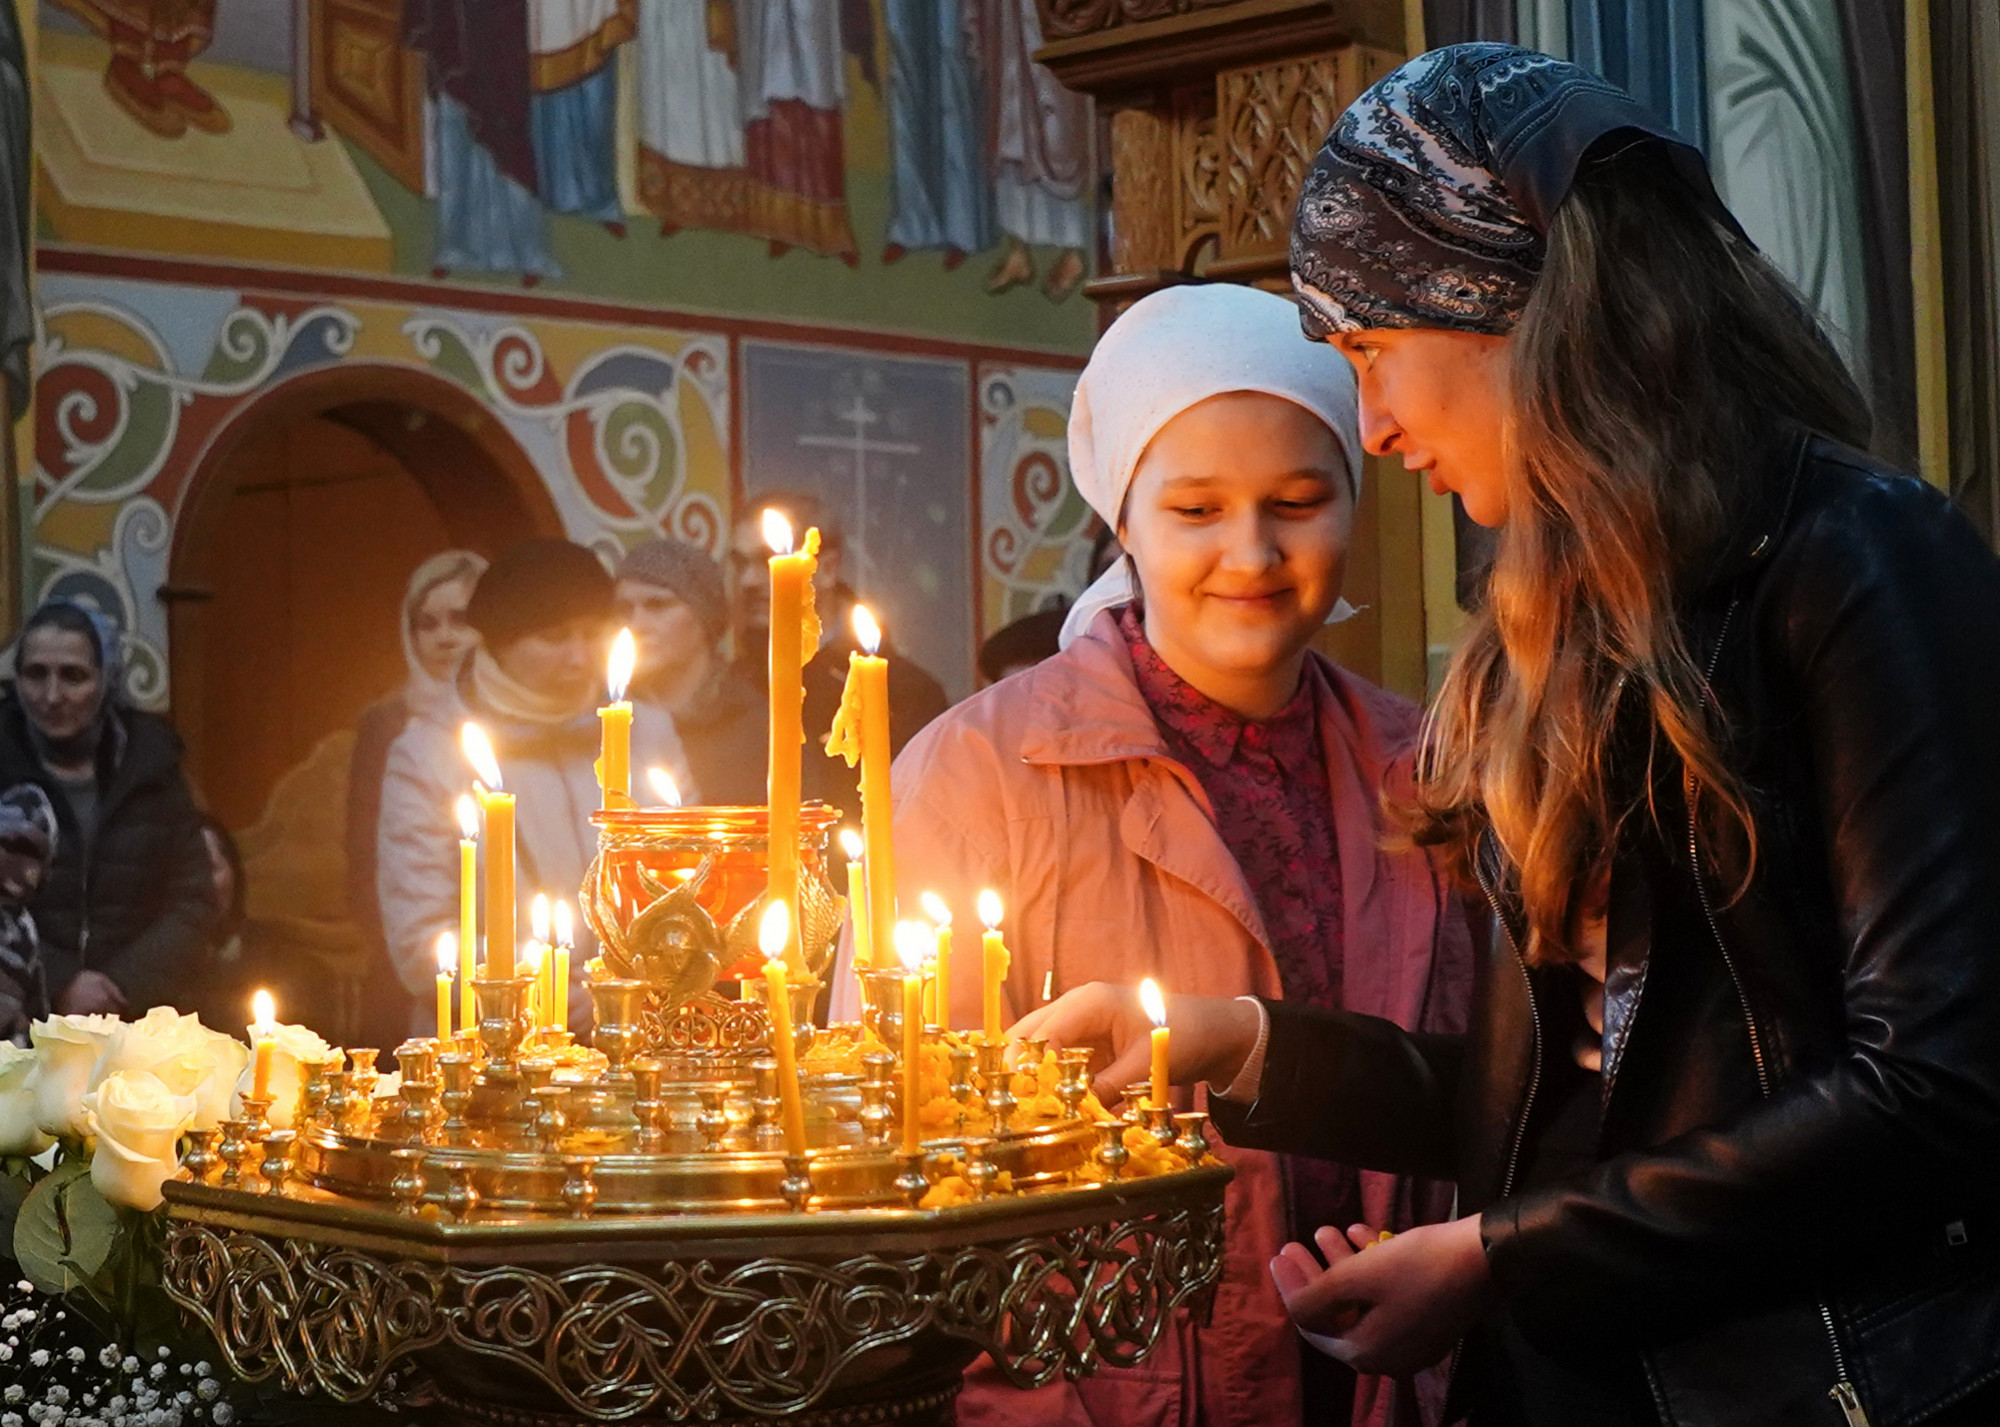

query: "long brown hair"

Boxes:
[1406, 144, 1870, 963]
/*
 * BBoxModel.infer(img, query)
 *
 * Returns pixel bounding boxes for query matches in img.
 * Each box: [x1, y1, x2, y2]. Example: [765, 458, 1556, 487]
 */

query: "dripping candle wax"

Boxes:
[978, 891, 1008, 1045]
[249, 989, 276, 1101]
[919, 892, 952, 1029]
[461, 724, 515, 980]
[1139, 978, 1169, 1111]
[435, 932, 456, 1043]
[828, 605, 894, 968]
[599, 628, 636, 808]
[759, 901, 809, 1158]
[894, 921, 927, 1155]
[455, 795, 479, 1032]
[764, 511, 821, 975]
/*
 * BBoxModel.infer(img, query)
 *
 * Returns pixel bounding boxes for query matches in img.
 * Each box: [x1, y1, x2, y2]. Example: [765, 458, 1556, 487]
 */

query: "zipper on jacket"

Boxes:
[1688, 596, 1871, 1426]
[1472, 848, 1541, 1200]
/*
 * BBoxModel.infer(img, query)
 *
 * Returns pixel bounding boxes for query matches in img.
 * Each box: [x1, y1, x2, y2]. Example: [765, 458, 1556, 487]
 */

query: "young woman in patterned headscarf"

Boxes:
[1022, 44, 2000, 1427]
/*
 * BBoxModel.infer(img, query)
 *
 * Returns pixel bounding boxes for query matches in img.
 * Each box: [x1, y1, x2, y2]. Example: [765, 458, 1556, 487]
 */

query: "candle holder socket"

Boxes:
[748, 970, 818, 1060]
[963, 1139, 999, 1202]
[239, 1095, 274, 1145]
[259, 1129, 296, 1195]
[589, 978, 647, 1082]
[181, 1128, 220, 1186]
[1173, 1111, 1212, 1164]
[948, 1043, 978, 1107]
[779, 1153, 813, 1213]
[529, 1083, 572, 1156]
[977, 1040, 1016, 1138]
[1142, 1104, 1178, 1145]
[750, 1057, 782, 1137]
[852, 967, 907, 1050]
[562, 1155, 599, 1218]
[858, 1051, 895, 1147]
[437, 1054, 475, 1146]
[299, 1055, 341, 1131]
[472, 978, 533, 1071]
[390, 1147, 426, 1215]
[695, 1084, 732, 1151]
[394, 1039, 440, 1088]
[441, 1159, 479, 1221]
[1094, 1119, 1131, 1182]
[629, 1057, 670, 1149]
[895, 1150, 929, 1207]
[400, 1080, 441, 1144]
[216, 1119, 255, 1189]
[1054, 1049, 1093, 1118]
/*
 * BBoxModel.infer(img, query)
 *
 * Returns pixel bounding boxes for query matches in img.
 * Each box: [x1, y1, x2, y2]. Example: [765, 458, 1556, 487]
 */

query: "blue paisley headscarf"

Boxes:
[1290, 43, 1744, 338]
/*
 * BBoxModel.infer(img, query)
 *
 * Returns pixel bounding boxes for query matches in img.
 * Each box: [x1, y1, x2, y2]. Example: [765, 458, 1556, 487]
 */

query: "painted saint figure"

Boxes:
[636, 0, 750, 237]
[737, 0, 863, 263]
[51, 0, 229, 138]
[970, 0, 1089, 299]
[880, 0, 990, 267]
[528, 0, 635, 236]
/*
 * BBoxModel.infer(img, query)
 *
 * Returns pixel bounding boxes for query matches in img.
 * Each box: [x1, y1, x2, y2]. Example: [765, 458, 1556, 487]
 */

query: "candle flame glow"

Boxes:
[977, 889, 1003, 930]
[762, 508, 794, 556]
[894, 920, 930, 974]
[1138, 977, 1167, 1028]
[553, 899, 574, 949]
[530, 893, 551, 944]
[521, 938, 544, 972]
[460, 723, 503, 791]
[839, 827, 864, 861]
[852, 604, 881, 656]
[250, 988, 275, 1031]
[607, 628, 636, 702]
[436, 931, 457, 973]
[647, 766, 682, 808]
[456, 794, 479, 840]
[759, 900, 791, 959]
[919, 891, 952, 927]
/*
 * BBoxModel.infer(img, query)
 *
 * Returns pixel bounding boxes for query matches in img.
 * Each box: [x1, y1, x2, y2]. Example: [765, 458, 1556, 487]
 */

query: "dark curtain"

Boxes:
[0, 0, 29, 420]
[1932, 1, 2000, 543]
[1838, 0, 1919, 472]
[1422, 0, 1515, 47]
[1567, 0, 1707, 147]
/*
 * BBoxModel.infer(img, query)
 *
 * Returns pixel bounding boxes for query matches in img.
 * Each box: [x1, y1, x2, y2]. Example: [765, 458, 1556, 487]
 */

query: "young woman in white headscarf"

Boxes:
[837, 283, 1477, 1427]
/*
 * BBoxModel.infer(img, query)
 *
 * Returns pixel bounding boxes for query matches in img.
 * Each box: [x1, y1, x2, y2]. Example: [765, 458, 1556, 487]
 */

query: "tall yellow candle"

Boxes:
[839, 828, 873, 973]
[455, 796, 479, 1033]
[553, 900, 574, 1033]
[828, 606, 894, 968]
[764, 513, 821, 974]
[919, 892, 953, 1029]
[529, 896, 552, 1030]
[760, 902, 809, 1158]
[599, 628, 635, 808]
[978, 890, 1009, 1044]
[435, 932, 456, 1044]
[249, 989, 276, 1101]
[1140, 978, 1170, 1110]
[462, 725, 516, 981]
[894, 922, 926, 1155]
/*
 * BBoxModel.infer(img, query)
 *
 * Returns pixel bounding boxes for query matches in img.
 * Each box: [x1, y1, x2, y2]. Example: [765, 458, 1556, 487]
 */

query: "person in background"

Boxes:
[726, 494, 950, 808]
[852, 284, 1477, 1427]
[377, 540, 692, 1036]
[0, 599, 215, 1016]
[975, 605, 1067, 686]
[614, 538, 765, 806]
[0, 783, 55, 1044]
[346, 551, 486, 1052]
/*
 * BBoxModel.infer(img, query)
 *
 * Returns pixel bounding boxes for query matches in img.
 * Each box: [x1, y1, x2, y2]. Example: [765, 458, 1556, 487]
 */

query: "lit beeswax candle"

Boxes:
[839, 828, 873, 974]
[529, 895, 553, 1030]
[828, 605, 894, 968]
[249, 989, 276, 1101]
[1139, 978, 1169, 1110]
[895, 921, 927, 1155]
[599, 628, 636, 808]
[461, 725, 515, 980]
[760, 901, 809, 1157]
[455, 795, 479, 1032]
[919, 892, 952, 1029]
[978, 890, 1008, 1044]
[765, 513, 822, 975]
[553, 899, 574, 1033]
[435, 932, 456, 1044]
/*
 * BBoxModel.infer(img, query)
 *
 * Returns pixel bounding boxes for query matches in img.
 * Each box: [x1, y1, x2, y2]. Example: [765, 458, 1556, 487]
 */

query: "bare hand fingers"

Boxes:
[1315, 1224, 1357, 1264]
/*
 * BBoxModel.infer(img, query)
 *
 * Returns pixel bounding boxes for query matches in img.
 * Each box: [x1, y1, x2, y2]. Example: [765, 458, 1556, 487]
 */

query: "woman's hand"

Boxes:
[55, 969, 127, 1016]
[1269, 1215, 1491, 1375]
[1009, 983, 1263, 1103]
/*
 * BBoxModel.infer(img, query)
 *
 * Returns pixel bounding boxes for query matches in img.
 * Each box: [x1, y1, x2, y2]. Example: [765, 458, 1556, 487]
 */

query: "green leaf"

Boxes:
[0, 1170, 28, 1261]
[11, 1156, 118, 1294]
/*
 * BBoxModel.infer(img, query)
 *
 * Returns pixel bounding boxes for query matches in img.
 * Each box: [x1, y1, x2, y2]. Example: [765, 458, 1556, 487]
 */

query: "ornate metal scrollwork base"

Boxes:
[162, 1179, 1227, 1424]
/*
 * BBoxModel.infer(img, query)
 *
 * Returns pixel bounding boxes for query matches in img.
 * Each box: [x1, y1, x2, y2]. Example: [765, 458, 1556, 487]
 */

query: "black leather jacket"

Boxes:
[1213, 433, 2000, 1426]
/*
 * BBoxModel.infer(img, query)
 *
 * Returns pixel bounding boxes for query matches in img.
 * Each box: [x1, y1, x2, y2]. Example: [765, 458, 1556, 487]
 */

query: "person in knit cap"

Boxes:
[614, 538, 766, 807]
[376, 539, 693, 1038]
[833, 282, 1476, 1427]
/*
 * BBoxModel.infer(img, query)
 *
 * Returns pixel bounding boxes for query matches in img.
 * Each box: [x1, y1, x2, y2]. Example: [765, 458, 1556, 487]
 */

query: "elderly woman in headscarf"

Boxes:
[0, 598, 216, 1016]
[345, 551, 487, 1051]
[842, 283, 1477, 1427]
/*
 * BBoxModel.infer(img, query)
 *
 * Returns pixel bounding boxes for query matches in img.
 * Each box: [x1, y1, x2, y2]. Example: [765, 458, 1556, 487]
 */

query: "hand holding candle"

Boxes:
[978, 890, 1009, 1045]
[894, 921, 927, 1155]
[461, 724, 516, 981]
[919, 892, 952, 1029]
[435, 933, 456, 1044]
[455, 795, 479, 1033]
[1139, 977, 1169, 1110]
[760, 901, 809, 1158]
[599, 629, 636, 808]
[249, 989, 276, 1101]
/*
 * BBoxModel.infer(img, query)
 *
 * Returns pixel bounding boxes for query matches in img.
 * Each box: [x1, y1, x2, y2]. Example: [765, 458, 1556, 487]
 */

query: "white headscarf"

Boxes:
[1057, 283, 1364, 649]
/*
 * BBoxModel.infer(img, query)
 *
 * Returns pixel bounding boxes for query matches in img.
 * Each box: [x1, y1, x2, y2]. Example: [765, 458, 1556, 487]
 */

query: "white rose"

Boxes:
[30, 1014, 124, 1139]
[0, 1044, 52, 1157]
[81, 1069, 196, 1211]
[231, 1022, 334, 1130]
[92, 1007, 250, 1134]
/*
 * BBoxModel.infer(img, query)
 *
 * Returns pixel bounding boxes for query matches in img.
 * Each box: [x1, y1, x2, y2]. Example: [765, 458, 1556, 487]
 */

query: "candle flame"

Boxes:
[893, 920, 931, 974]
[456, 794, 479, 840]
[553, 899, 574, 949]
[250, 988, 275, 1031]
[607, 628, 636, 702]
[852, 604, 882, 656]
[977, 889, 1003, 930]
[521, 938, 544, 972]
[839, 827, 864, 861]
[530, 893, 551, 944]
[762, 508, 794, 556]
[436, 931, 457, 973]
[759, 900, 791, 959]
[460, 723, 503, 791]
[646, 766, 682, 808]
[919, 891, 952, 927]
[1138, 977, 1167, 1028]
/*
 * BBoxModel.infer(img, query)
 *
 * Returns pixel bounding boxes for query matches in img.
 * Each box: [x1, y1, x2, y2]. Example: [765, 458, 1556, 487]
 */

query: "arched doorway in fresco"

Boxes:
[166, 366, 556, 1038]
